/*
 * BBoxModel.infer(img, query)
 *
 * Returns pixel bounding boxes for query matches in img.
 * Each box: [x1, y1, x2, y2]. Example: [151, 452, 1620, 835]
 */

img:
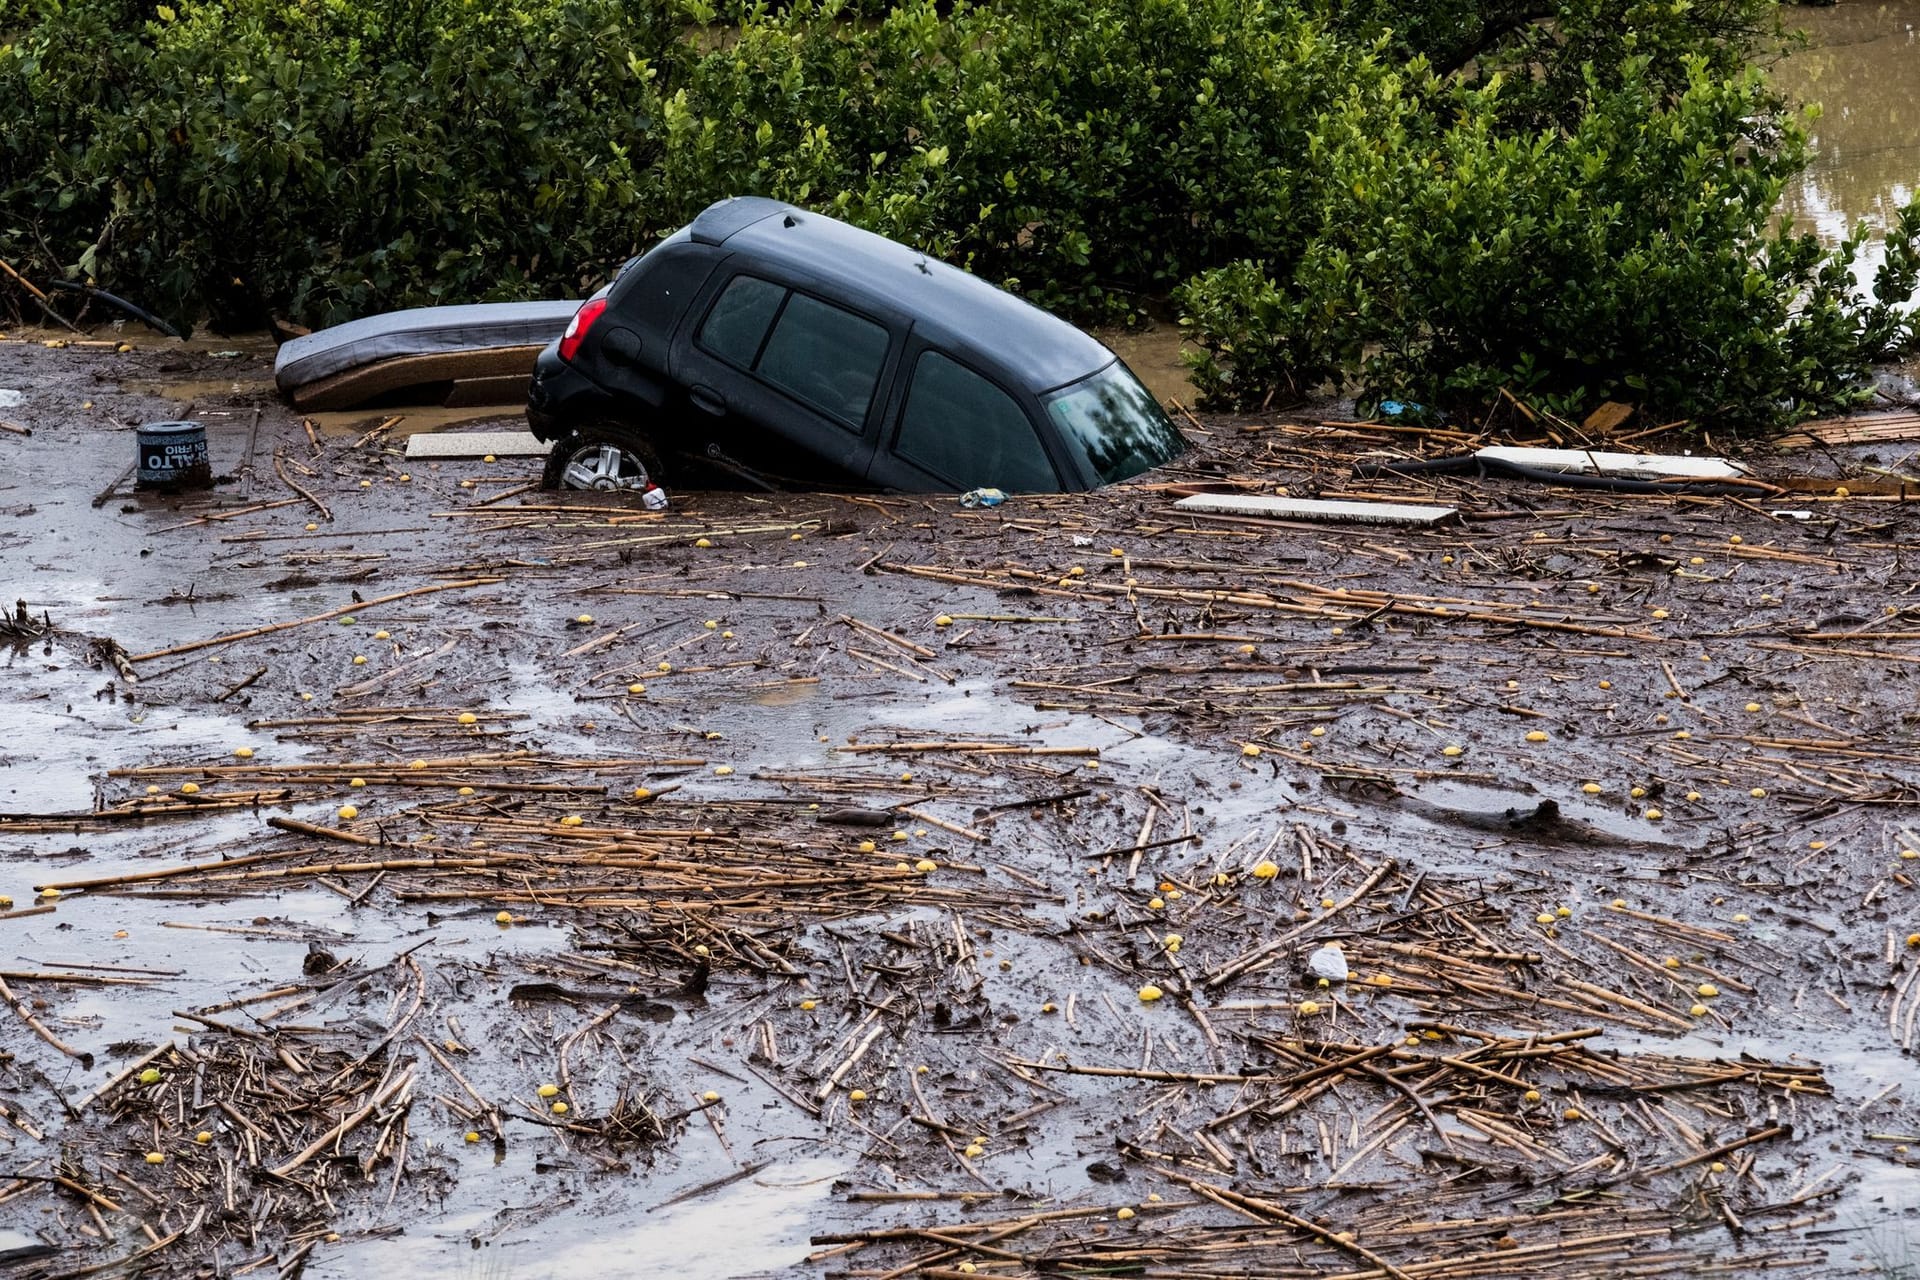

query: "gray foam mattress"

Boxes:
[273, 301, 581, 394]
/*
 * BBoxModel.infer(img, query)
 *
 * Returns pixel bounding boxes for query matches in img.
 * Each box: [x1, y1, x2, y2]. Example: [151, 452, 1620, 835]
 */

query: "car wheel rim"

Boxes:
[560, 441, 649, 492]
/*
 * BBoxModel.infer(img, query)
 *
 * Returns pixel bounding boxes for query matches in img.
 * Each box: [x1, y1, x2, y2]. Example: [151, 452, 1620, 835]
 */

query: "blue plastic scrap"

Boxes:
[959, 487, 1008, 508]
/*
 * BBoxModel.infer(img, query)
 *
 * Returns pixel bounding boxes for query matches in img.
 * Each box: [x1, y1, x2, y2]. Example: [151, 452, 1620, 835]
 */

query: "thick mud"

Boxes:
[1, 330, 1917, 1278]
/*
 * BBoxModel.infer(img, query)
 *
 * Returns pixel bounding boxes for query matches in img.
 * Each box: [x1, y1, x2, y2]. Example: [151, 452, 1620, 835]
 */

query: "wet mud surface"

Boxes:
[1, 331, 1918, 1278]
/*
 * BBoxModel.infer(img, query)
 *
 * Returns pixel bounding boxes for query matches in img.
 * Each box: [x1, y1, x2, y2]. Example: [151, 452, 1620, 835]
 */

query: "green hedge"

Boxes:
[2, 0, 1915, 427]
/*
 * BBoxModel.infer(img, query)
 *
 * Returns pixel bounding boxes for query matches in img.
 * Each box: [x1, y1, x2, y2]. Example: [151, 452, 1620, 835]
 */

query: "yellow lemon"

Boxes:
[181, 782, 201, 795]
[145, 1152, 165, 1165]
[1441, 744, 1464, 757]
[713, 765, 734, 776]
[702, 1091, 721, 1102]
[465, 1131, 480, 1143]
[963, 1143, 985, 1158]
[537, 1083, 560, 1098]
[551, 1102, 568, 1115]
[1524, 1089, 1542, 1103]
[1241, 743, 1262, 757]
[1297, 1000, 1321, 1015]
[233, 746, 254, 759]
[195, 1131, 212, 1144]
[139, 1068, 162, 1084]
[1524, 730, 1548, 743]
[1250, 860, 1279, 880]
[1115, 1207, 1135, 1221]
[352, 655, 368, 665]
[915, 859, 938, 873]
[848, 1089, 868, 1102]
[1138, 984, 1164, 1002]
[458, 712, 478, 725]
[1691, 1004, 1710, 1016]
[1148, 897, 1165, 910]
[1581, 782, 1602, 795]
[338, 805, 359, 820]
[799, 999, 817, 1011]
[495, 911, 513, 924]
[695, 538, 713, 548]
[1750, 787, 1767, 798]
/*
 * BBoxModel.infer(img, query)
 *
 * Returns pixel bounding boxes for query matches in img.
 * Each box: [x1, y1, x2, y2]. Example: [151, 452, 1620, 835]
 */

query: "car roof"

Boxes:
[690, 197, 1114, 394]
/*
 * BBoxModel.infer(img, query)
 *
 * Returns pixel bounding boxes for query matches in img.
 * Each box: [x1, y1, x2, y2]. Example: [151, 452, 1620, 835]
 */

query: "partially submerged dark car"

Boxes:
[528, 197, 1188, 493]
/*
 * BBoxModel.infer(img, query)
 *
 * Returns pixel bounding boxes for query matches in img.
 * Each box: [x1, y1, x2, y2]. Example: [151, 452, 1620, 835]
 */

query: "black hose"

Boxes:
[1353, 453, 1776, 497]
[43, 280, 185, 339]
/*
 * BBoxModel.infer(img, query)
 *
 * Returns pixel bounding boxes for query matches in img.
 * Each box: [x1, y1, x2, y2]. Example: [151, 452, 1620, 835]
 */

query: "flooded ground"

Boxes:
[2, 335, 1919, 1278]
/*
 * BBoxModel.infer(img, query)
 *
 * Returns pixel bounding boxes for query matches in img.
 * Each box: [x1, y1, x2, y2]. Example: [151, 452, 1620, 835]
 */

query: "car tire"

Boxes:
[542, 425, 666, 493]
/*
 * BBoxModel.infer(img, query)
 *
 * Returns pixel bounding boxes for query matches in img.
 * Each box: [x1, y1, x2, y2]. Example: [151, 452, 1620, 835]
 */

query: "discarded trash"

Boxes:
[642, 485, 669, 511]
[0, 390, 21, 409]
[1174, 493, 1457, 526]
[135, 420, 213, 490]
[1769, 509, 1816, 520]
[404, 430, 548, 460]
[1306, 944, 1349, 983]
[1071, 535, 1094, 547]
[960, 487, 1007, 508]
[1377, 400, 1424, 419]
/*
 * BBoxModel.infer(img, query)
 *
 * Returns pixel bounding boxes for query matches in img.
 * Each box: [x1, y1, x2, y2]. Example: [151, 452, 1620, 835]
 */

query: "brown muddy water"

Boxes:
[6, 329, 1920, 1280]
[1774, 0, 1920, 273]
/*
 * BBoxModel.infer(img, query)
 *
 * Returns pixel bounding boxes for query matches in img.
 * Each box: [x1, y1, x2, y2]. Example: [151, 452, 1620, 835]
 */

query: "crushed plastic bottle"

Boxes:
[959, 487, 1007, 508]
[1306, 943, 1349, 983]
[641, 485, 669, 511]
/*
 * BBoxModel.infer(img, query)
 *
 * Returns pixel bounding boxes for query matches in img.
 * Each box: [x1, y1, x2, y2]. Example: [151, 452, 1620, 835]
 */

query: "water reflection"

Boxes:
[1772, 1, 1920, 278]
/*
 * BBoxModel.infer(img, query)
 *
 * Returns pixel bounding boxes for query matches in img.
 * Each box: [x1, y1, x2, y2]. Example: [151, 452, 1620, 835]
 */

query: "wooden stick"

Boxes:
[273, 449, 332, 521]
[128, 578, 501, 662]
[0, 973, 87, 1061]
[269, 1066, 415, 1178]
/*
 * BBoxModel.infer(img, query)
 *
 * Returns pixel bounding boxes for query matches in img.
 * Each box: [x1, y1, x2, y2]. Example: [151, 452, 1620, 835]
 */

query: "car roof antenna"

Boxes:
[783, 214, 798, 228]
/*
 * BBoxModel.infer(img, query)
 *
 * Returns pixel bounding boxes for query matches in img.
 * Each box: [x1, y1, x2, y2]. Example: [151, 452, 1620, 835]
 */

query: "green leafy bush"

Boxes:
[2, 0, 1915, 428]
[1177, 54, 1920, 426]
[1, 0, 679, 330]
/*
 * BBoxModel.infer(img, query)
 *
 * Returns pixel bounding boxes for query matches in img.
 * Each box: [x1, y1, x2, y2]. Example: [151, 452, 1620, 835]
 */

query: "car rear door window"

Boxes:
[894, 351, 1057, 491]
[697, 275, 786, 367]
[754, 294, 890, 428]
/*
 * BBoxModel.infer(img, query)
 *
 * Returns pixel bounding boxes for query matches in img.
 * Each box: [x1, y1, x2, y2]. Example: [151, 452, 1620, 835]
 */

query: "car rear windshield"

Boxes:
[1043, 362, 1188, 486]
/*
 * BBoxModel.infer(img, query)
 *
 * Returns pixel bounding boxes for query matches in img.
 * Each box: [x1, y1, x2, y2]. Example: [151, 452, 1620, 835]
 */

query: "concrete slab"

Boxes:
[404, 431, 548, 459]
[1174, 493, 1458, 525]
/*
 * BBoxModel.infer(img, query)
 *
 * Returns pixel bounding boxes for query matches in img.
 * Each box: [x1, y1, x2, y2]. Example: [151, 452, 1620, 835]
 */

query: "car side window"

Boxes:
[894, 351, 1057, 491]
[754, 294, 890, 429]
[697, 275, 785, 368]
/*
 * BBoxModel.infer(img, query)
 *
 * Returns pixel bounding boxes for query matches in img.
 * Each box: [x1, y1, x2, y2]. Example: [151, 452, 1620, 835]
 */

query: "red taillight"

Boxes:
[558, 297, 608, 362]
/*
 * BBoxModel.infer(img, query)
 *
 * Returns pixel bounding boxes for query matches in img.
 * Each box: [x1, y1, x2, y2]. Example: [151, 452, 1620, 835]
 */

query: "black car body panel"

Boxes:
[527, 198, 1187, 492]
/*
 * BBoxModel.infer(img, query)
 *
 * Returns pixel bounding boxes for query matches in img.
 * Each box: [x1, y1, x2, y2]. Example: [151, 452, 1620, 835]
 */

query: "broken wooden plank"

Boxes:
[1173, 494, 1458, 526]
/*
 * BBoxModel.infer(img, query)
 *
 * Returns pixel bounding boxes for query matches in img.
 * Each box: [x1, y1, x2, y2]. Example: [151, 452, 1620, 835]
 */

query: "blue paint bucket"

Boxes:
[136, 420, 213, 489]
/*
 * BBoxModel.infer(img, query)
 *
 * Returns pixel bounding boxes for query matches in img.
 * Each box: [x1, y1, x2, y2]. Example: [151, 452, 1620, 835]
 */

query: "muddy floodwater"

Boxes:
[3, 331, 1920, 1279]
[1775, 1, 1920, 283]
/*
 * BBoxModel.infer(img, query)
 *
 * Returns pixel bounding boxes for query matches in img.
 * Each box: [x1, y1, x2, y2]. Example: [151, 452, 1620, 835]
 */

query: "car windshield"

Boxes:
[1043, 362, 1188, 486]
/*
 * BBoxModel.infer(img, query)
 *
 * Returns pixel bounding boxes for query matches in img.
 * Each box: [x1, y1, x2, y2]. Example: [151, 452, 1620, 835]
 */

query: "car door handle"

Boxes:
[688, 386, 726, 417]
